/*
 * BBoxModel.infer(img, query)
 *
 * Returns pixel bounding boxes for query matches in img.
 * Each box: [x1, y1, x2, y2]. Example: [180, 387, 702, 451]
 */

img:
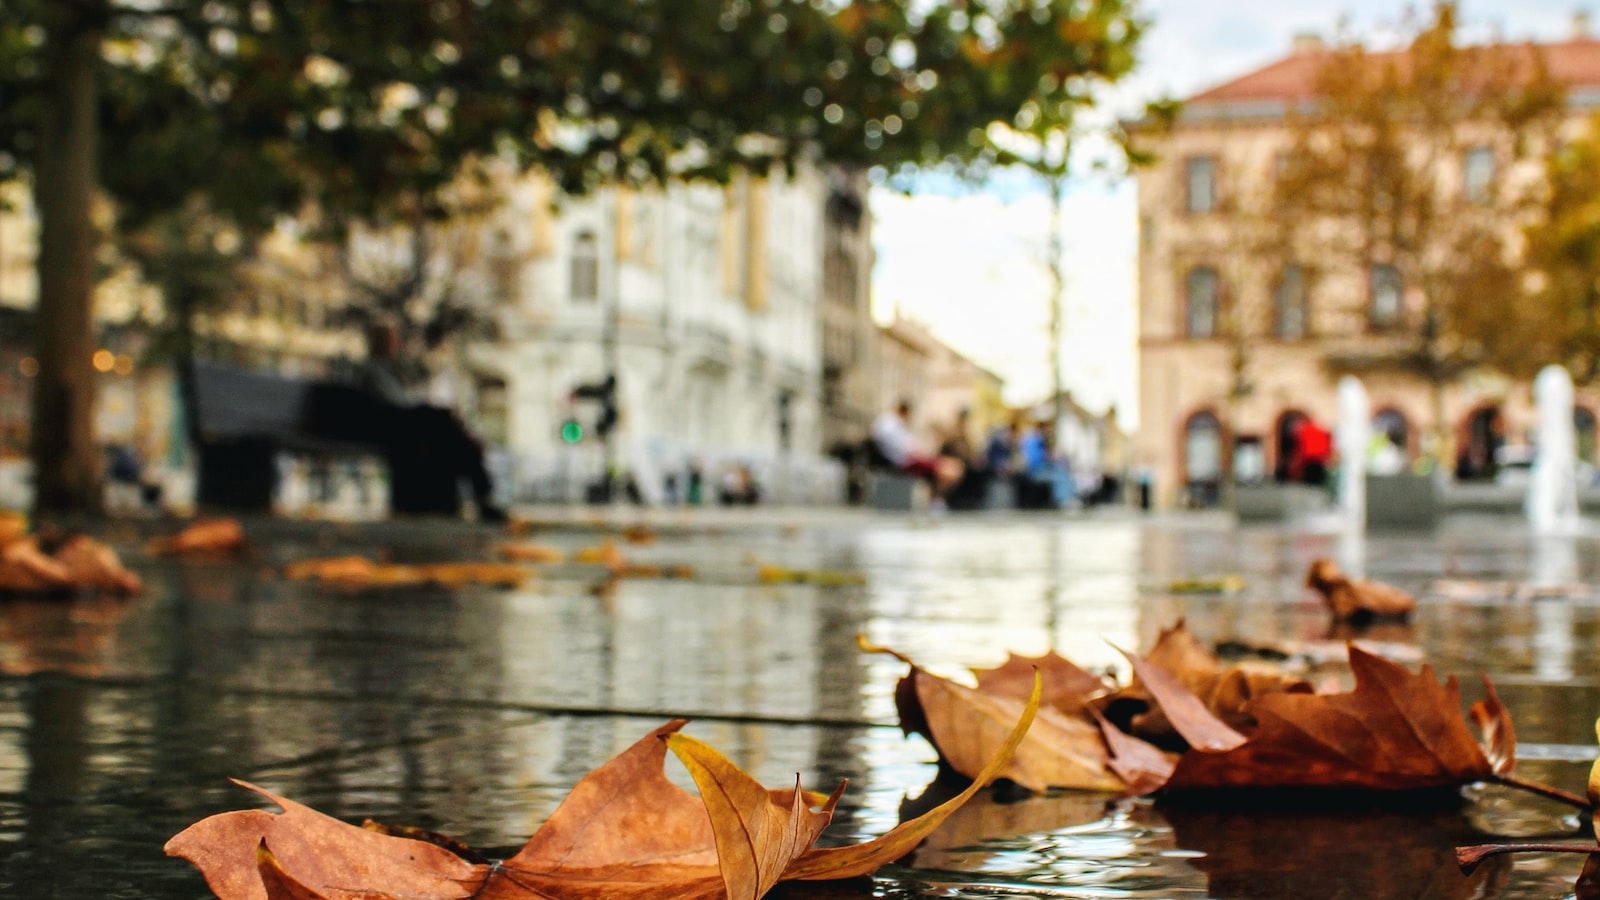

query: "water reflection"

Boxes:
[0, 595, 134, 676]
[2, 515, 1600, 898]
[1160, 802, 1510, 899]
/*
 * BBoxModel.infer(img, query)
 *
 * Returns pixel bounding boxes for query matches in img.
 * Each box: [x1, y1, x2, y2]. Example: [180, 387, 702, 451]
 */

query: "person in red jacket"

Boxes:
[1290, 418, 1333, 486]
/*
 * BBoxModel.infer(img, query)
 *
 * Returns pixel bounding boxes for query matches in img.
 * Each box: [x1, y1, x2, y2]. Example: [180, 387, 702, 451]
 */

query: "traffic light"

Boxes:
[559, 418, 584, 444]
[571, 374, 618, 439]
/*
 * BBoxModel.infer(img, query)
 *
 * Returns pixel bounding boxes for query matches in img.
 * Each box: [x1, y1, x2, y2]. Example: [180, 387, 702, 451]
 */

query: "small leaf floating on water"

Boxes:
[1306, 557, 1415, 623]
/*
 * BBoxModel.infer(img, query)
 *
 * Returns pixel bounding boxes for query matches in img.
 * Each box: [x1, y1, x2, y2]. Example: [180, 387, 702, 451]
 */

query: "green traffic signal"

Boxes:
[560, 419, 584, 444]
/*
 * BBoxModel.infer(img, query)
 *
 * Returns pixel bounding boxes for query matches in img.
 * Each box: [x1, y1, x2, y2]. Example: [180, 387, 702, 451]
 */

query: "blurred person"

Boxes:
[985, 417, 1022, 476]
[353, 320, 505, 522]
[1289, 417, 1333, 487]
[871, 399, 964, 506]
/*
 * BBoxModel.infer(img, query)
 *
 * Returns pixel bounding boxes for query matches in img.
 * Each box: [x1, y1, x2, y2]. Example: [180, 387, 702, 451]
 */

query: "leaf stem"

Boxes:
[1457, 841, 1598, 874]
[1491, 772, 1595, 812]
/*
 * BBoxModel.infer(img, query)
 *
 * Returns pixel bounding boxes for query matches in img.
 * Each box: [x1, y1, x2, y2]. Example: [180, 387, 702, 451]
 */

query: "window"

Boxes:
[1185, 266, 1219, 338]
[1464, 146, 1495, 204]
[1183, 411, 1223, 507]
[1274, 263, 1308, 339]
[1369, 263, 1402, 329]
[570, 231, 598, 302]
[1185, 156, 1216, 213]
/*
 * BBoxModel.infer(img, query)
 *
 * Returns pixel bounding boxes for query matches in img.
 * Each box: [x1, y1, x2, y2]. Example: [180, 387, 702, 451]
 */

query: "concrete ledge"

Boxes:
[1234, 483, 1328, 522]
[870, 472, 928, 512]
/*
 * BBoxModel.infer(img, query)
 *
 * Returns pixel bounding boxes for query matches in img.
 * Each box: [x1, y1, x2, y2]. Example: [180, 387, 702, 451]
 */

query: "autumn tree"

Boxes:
[1270, 1, 1567, 464]
[1518, 113, 1600, 383]
[0, 0, 1148, 516]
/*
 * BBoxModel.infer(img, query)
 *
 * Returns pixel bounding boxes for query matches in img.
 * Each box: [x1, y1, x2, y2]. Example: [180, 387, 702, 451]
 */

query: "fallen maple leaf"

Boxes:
[862, 636, 1128, 793]
[1307, 557, 1416, 622]
[169, 684, 1042, 899]
[1101, 621, 1310, 746]
[970, 649, 1110, 717]
[1150, 645, 1519, 792]
[148, 518, 247, 557]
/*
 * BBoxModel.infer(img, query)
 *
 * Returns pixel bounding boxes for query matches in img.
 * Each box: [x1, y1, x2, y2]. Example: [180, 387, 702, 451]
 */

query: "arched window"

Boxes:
[1183, 410, 1223, 508]
[1273, 263, 1308, 339]
[1185, 266, 1219, 338]
[570, 231, 599, 302]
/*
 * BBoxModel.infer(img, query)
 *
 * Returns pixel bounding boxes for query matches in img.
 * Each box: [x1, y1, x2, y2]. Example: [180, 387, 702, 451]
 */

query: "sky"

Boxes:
[870, 0, 1588, 430]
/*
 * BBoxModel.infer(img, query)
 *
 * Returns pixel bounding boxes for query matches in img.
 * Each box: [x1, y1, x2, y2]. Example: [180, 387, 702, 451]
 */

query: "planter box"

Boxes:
[1367, 473, 1439, 530]
[1234, 483, 1328, 522]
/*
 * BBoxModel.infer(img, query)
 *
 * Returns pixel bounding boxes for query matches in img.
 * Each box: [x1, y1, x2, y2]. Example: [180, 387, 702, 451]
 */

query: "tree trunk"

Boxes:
[31, 17, 103, 516]
[1048, 177, 1065, 429]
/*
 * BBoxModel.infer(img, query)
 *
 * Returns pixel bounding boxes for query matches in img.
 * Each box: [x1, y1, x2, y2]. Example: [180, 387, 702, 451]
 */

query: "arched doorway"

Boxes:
[1182, 410, 1223, 508]
[1457, 405, 1503, 481]
[1273, 410, 1308, 483]
[1372, 407, 1410, 455]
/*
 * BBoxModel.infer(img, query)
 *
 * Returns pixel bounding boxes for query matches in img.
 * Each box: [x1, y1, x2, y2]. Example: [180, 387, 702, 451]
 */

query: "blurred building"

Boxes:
[0, 160, 842, 508]
[819, 168, 879, 458]
[469, 165, 835, 504]
[1133, 23, 1600, 508]
[873, 315, 1007, 455]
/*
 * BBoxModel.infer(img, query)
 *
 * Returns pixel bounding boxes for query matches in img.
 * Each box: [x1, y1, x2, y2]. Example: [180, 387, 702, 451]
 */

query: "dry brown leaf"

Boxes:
[756, 565, 866, 586]
[1160, 646, 1510, 791]
[1307, 557, 1416, 622]
[497, 542, 564, 563]
[51, 534, 143, 594]
[864, 638, 1125, 793]
[283, 556, 529, 590]
[0, 537, 75, 593]
[780, 671, 1042, 881]
[574, 540, 625, 571]
[169, 701, 1041, 900]
[1107, 621, 1310, 744]
[971, 650, 1110, 716]
[148, 518, 247, 557]
[621, 524, 657, 544]
[0, 510, 28, 545]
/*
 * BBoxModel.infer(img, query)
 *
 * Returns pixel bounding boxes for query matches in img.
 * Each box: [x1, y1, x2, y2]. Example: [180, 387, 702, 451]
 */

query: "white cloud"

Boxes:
[871, 180, 1137, 423]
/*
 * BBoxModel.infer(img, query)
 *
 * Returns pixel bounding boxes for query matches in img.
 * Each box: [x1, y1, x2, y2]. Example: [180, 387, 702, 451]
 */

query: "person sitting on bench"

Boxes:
[355, 320, 505, 522]
[870, 399, 964, 506]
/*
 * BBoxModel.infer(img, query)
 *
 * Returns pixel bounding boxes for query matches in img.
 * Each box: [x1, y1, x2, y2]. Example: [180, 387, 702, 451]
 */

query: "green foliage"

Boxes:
[1271, 1, 1567, 393]
[0, 0, 1149, 226]
[0, 0, 1150, 513]
[1521, 115, 1600, 382]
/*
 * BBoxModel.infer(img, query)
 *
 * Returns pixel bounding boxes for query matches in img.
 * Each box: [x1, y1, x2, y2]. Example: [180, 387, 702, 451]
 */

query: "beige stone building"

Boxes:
[1135, 26, 1600, 508]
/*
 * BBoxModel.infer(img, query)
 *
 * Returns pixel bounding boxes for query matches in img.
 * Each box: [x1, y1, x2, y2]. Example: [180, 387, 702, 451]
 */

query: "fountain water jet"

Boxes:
[1528, 364, 1580, 533]
[1336, 376, 1370, 531]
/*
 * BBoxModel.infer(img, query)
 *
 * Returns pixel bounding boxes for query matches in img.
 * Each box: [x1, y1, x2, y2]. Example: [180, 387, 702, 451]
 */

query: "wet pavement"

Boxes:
[2, 507, 1599, 898]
